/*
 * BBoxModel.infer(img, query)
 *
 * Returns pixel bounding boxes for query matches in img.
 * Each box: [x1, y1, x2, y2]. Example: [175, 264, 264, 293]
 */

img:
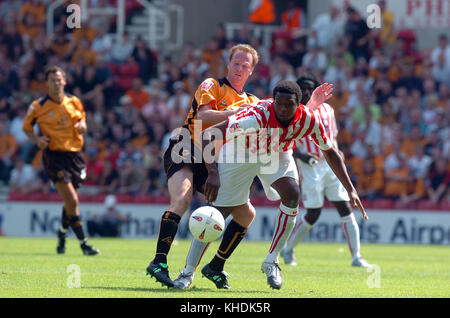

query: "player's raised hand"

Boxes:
[308, 83, 334, 110]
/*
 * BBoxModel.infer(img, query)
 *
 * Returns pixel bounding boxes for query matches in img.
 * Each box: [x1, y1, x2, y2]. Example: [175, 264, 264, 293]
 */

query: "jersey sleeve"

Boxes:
[22, 101, 39, 131]
[308, 109, 333, 152]
[72, 96, 86, 121]
[194, 78, 221, 110]
[225, 106, 264, 140]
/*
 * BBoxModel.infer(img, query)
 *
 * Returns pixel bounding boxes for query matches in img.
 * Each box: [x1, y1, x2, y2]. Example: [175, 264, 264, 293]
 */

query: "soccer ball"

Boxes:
[189, 206, 225, 242]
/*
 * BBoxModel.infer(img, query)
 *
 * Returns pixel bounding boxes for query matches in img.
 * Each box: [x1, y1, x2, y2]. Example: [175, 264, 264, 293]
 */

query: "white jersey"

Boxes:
[225, 99, 333, 154]
[296, 102, 337, 158]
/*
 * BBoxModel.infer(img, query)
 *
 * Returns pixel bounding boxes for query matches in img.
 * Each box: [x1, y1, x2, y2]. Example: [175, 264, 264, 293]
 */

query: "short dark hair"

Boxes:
[296, 73, 320, 90]
[45, 65, 66, 80]
[273, 80, 302, 103]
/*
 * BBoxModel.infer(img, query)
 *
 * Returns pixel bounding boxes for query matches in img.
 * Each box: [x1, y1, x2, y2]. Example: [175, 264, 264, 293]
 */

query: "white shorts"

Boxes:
[214, 151, 299, 207]
[297, 159, 349, 209]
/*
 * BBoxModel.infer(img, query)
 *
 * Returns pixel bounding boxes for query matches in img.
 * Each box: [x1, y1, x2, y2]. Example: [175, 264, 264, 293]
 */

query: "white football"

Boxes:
[189, 206, 225, 242]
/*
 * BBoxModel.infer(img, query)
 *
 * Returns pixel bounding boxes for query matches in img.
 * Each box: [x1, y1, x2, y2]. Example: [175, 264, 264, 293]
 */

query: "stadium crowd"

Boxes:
[0, 0, 449, 209]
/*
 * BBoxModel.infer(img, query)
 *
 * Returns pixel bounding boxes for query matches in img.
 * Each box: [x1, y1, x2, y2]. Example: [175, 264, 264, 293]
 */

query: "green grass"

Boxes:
[0, 237, 449, 298]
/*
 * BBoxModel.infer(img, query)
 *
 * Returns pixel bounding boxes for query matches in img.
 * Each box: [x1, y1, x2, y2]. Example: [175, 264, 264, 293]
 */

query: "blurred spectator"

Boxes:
[132, 37, 157, 83]
[9, 107, 34, 161]
[301, 45, 327, 74]
[97, 159, 119, 194]
[166, 81, 191, 114]
[408, 145, 432, 180]
[117, 158, 146, 194]
[357, 160, 384, 200]
[269, 55, 296, 92]
[248, 0, 275, 25]
[110, 32, 135, 63]
[0, 120, 17, 185]
[8, 157, 35, 194]
[351, 94, 381, 126]
[374, 0, 396, 56]
[91, 26, 113, 59]
[344, 6, 371, 62]
[430, 34, 450, 86]
[281, 0, 306, 33]
[307, 5, 342, 49]
[202, 37, 225, 78]
[125, 78, 150, 111]
[426, 158, 450, 204]
[87, 194, 129, 237]
[324, 54, 349, 84]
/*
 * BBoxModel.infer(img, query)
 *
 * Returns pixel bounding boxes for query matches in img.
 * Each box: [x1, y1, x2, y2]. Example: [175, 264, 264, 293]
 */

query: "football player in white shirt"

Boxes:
[281, 74, 372, 268]
[175, 80, 367, 290]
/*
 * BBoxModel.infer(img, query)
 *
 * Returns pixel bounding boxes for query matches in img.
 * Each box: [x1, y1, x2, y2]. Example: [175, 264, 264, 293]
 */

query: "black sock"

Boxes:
[210, 219, 247, 272]
[61, 208, 70, 231]
[69, 215, 86, 242]
[154, 211, 181, 264]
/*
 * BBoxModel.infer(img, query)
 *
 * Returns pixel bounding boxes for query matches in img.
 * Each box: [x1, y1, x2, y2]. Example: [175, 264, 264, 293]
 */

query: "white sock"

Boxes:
[182, 239, 210, 274]
[264, 203, 297, 264]
[340, 214, 361, 259]
[285, 213, 313, 250]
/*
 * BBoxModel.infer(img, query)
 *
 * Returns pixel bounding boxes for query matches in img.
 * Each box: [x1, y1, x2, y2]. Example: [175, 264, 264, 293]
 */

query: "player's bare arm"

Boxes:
[23, 129, 49, 149]
[305, 83, 333, 110]
[197, 104, 247, 126]
[322, 147, 368, 220]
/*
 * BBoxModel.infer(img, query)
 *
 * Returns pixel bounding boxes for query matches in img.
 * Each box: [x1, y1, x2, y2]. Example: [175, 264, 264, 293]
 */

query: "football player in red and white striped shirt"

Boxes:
[281, 74, 372, 268]
[199, 80, 367, 289]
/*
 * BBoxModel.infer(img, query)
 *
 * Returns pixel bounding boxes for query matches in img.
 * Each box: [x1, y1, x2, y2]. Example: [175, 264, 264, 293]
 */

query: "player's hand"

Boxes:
[302, 154, 319, 166]
[204, 169, 220, 203]
[349, 190, 368, 220]
[36, 136, 50, 149]
[74, 120, 87, 134]
[308, 83, 334, 110]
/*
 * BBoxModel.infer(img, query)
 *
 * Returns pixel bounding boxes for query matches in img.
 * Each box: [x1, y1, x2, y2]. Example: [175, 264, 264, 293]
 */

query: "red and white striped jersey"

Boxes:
[297, 103, 337, 158]
[225, 99, 333, 153]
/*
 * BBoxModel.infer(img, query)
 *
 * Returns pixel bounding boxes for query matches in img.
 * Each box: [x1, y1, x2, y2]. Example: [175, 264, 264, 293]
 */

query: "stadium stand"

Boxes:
[0, 1, 448, 211]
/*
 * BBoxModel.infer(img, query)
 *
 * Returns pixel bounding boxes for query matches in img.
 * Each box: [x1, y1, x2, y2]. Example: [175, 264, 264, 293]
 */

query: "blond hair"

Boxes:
[229, 44, 259, 68]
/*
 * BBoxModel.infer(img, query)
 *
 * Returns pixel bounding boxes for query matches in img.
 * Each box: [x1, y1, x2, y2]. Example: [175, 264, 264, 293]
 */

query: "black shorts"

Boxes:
[42, 149, 86, 189]
[163, 137, 208, 194]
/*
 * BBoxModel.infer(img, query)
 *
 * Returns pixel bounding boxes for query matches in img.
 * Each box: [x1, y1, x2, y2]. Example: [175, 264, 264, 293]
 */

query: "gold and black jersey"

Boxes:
[183, 77, 260, 140]
[23, 94, 86, 152]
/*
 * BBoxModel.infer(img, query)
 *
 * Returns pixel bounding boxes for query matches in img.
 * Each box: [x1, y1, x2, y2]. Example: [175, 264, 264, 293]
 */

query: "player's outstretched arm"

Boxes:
[322, 147, 368, 220]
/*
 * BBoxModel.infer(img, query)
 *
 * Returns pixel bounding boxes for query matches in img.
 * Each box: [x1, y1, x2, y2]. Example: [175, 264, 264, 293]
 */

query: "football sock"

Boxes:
[265, 203, 298, 263]
[183, 239, 210, 274]
[69, 215, 86, 242]
[285, 213, 313, 250]
[209, 219, 247, 272]
[340, 213, 361, 259]
[154, 211, 181, 264]
[61, 207, 70, 231]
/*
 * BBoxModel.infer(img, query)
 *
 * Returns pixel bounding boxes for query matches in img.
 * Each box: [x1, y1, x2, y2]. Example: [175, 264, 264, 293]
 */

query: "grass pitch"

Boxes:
[0, 237, 449, 298]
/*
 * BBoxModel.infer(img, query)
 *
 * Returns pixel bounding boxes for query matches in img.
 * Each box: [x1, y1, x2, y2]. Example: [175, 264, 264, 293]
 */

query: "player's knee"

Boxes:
[247, 203, 256, 221]
[304, 208, 321, 225]
[173, 192, 193, 212]
[281, 186, 300, 207]
[65, 195, 79, 211]
[333, 201, 352, 217]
